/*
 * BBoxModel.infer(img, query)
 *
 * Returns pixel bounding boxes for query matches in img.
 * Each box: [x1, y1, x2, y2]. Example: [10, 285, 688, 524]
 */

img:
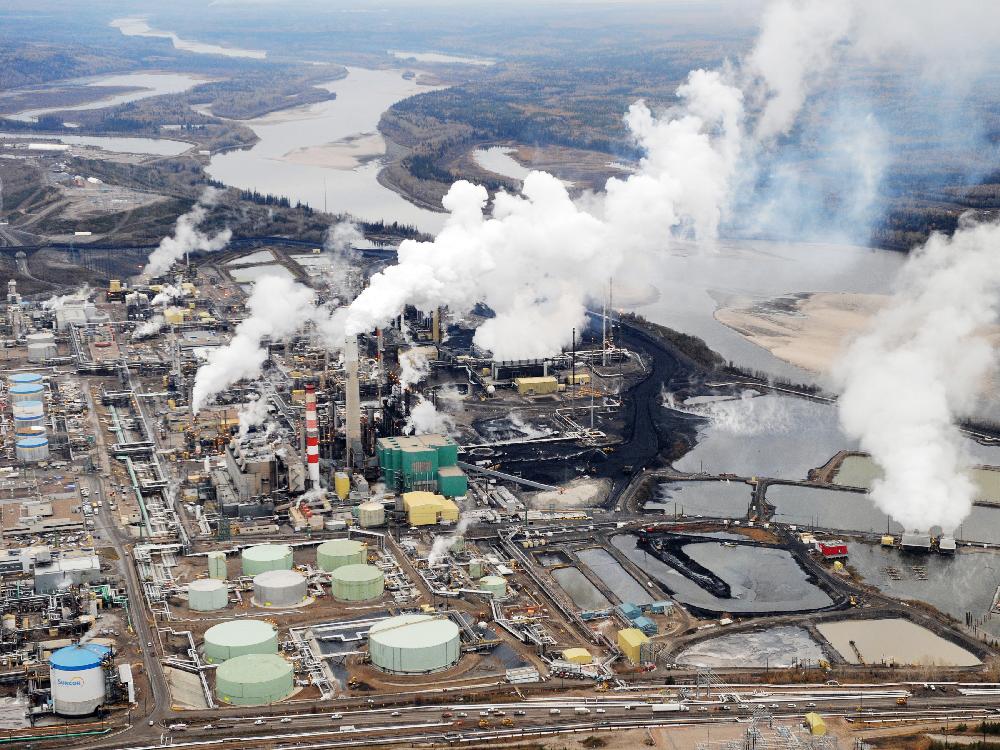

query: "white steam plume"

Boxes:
[836, 218, 1000, 533]
[237, 394, 272, 439]
[404, 396, 455, 436]
[132, 314, 165, 340]
[151, 284, 184, 306]
[191, 275, 316, 413]
[42, 285, 90, 311]
[428, 499, 473, 566]
[143, 188, 232, 278]
[398, 347, 431, 389]
[325, 220, 363, 254]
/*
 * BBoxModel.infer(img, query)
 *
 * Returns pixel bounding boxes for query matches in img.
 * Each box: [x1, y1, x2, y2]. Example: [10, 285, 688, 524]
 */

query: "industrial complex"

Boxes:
[1, 233, 1000, 750]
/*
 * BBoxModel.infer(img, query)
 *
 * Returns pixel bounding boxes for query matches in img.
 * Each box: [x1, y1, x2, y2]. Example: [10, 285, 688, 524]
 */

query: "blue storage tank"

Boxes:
[9, 372, 43, 385]
[50, 644, 109, 715]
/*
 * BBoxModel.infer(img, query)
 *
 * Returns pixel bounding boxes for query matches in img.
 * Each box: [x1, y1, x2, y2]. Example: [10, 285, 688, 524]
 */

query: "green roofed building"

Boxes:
[377, 433, 466, 496]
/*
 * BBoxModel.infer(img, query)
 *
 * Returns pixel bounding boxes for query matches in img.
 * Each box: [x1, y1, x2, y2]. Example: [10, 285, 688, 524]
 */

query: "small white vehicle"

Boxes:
[549, 708, 561, 715]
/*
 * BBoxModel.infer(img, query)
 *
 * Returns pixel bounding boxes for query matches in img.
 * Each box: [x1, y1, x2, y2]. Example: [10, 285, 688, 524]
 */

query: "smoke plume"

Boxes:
[150, 284, 184, 306]
[404, 396, 455, 436]
[192, 275, 317, 413]
[428, 500, 473, 566]
[836, 218, 1000, 533]
[143, 188, 231, 278]
[398, 347, 431, 389]
[237, 394, 272, 439]
[132, 314, 165, 340]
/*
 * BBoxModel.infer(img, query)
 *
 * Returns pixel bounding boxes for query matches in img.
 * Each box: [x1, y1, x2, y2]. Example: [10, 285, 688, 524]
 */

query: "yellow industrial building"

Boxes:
[617, 628, 650, 665]
[561, 647, 593, 664]
[515, 376, 559, 396]
[565, 373, 591, 385]
[402, 491, 460, 526]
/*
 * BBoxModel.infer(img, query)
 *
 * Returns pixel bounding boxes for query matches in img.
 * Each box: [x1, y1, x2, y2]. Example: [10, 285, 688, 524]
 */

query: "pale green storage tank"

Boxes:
[203, 619, 277, 664]
[241, 544, 293, 576]
[468, 559, 484, 578]
[368, 615, 461, 674]
[317, 539, 366, 572]
[479, 575, 507, 598]
[330, 563, 384, 601]
[188, 579, 228, 611]
[215, 654, 294, 706]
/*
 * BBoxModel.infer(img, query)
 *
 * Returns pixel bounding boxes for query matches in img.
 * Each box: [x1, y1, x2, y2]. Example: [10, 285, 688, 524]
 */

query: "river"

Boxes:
[111, 18, 266, 59]
[205, 67, 447, 234]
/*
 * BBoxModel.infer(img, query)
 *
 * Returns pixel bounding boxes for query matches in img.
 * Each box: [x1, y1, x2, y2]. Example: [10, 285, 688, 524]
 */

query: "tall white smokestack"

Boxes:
[345, 335, 361, 468]
[304, 384, 320, 490]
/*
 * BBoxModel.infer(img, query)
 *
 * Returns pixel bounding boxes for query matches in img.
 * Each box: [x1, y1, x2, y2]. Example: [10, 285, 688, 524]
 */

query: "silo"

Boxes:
[253, 569, 307, 607]
[316, 539, 366, 572]
[16, 436, 49, 462]
[479, 576, 507, 599]
[468, 559, 484, 578]
[208, 551, 228, 580]
[27, 341, 57, 363]
[215, 653, 294, 706]
[13, 400, 45, 436]
[241, 543, 293, 576]
[368, 615, 461, 674]
[9, 383, 44, 404]
[188, 579, 228, 611]
[49, 643, 109, 715]
[203, 619, 277, 664]
[358, 502, 386, 528]
[330, 564, 384, 601]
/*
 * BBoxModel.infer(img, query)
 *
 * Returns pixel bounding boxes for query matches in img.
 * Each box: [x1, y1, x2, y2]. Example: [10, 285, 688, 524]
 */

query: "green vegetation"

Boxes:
[618, 312, 725, 370]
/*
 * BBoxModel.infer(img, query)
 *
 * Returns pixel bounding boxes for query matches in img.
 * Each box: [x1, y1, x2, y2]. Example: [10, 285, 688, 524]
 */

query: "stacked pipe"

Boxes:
[305, 384, 320, 490]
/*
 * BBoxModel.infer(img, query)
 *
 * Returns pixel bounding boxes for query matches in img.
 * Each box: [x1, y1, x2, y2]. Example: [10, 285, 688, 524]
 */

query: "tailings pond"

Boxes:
[645, 479, 750, 518]
[549, 567, 611, 611]
[817, 619, 980, 667]
[612, 535, 832, 614]
[576, 547, 653, 605]
[675, 626, 825, 668]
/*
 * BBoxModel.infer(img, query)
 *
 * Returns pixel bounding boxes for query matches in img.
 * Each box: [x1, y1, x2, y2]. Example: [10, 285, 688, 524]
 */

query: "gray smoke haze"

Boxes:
[143, 188, 232, 278]
[836, 218, 1000, 533]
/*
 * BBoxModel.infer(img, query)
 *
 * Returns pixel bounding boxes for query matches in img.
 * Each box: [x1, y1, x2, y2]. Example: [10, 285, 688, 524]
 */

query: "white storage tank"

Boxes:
[13, 400, 45, 436]
[241, 543, 293, 576]
[16, 436, 49, 462]
[358, 501, 386, 528]
[188, 579, 228, 611]
[253, 569, 307, 607]
[27, 341, 57, 362]
[9, 383, 44, 403]
[49, 643, 109, 716]
[208, 551, 227, 580]
[368, 615, 461, 674]
[203, 620, 278, 664]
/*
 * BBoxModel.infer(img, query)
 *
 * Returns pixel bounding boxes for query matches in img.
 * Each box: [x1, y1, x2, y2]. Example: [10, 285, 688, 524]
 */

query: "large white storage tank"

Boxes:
[188, 579, 228, 611]
[358, 502, 386, 528]
[253, 569, 307, 607]
[49, 643, 109, 716]
[13, 400, 45, 436]
[241, 543, 293, 576]
[368, 615, 460, 674]
[16, 436, 49, 462]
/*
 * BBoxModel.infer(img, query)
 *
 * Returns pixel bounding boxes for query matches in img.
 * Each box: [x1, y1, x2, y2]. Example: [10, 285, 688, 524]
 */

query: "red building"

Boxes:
[817, 541, 848, 559]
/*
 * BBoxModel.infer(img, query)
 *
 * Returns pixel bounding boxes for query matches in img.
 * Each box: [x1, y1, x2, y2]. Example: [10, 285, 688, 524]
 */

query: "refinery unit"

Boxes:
[0, 240, 997, 749]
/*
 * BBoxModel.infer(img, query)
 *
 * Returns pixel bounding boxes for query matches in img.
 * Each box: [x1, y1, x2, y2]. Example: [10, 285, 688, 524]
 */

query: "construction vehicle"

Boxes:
[501, 718, 514, 727]
[478, 719, 492, 729]
[896, 697, 908, 706]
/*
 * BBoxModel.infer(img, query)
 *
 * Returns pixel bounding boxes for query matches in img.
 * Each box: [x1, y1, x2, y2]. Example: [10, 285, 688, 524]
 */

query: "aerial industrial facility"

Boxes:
[0, 232, 997, 750]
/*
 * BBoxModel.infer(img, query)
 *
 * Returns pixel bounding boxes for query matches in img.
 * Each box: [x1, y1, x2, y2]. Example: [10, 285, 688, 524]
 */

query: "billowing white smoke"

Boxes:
[151, 284, 184, 306]
[237, 394, 271, 439]
[132, 314, 165, 340]
[509, 411, 555, 440]
[836, 218, 1000, 534]
[428, 498, 473, 566]
[398, 347, 431, 389]
[42, 285, 90, 311]
[143, 188, 232, 278]
[191, 275, 317, 413]
[404, 396, 455, 436]
[326, 220, 363, 254]
[322, 220, 364, 302]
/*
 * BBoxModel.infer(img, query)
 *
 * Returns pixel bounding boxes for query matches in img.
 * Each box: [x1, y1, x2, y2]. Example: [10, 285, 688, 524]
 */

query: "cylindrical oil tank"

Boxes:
[203, 619, 277, 664]
[479, 575, 507, 598]
[368, 615, 461, 674]
[316, 539, 366, 572]
[49, 643, 109, 715]
[253, 569, 307, 607]
[13, 401, 45, 436]
[468, 559, 484, 578]
[208, 551, 227, 580]
[27, 342, 57, 362]
[16, 436, 49, 462]
[241, 543, 292, 576]
[329, 564, 384, 601]
[215, 653, 294, 706]
[188, 579, 228, 611]
[357, 501, 385, 528]
[26, 331, 55, 345]
[12, 400, 43, 418]
[9, 383, 44, 403]
[334, 471, 350, 500]
[8, 372, 43, 386]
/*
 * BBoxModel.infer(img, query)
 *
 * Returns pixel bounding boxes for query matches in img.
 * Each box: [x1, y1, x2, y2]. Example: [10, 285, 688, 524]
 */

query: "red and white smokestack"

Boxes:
[305, 384, 320, 490]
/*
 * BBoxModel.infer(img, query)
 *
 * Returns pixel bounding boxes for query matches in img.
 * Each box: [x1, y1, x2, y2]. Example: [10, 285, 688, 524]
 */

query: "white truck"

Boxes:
[651, 703, 689, 713]
[574, 707, 591, 715]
